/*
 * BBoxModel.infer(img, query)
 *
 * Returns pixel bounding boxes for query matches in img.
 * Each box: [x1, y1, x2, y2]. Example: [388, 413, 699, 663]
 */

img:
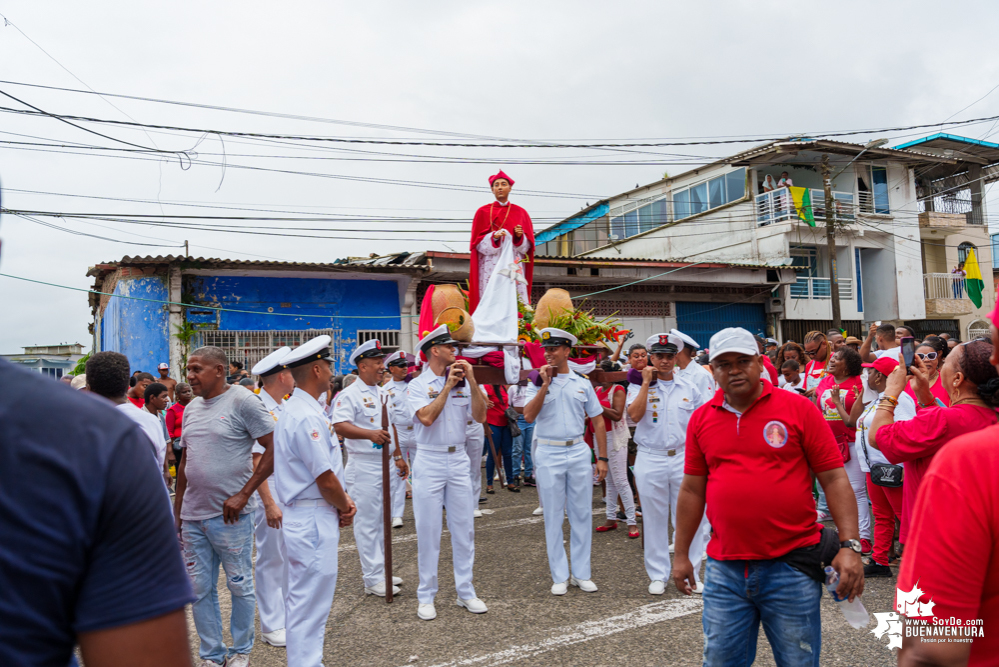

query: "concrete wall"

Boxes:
[859, 247, 898, 321]
[100, 276, 170, 374]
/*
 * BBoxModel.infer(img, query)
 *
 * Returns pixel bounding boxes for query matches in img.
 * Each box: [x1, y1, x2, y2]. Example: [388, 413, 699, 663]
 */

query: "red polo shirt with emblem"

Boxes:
[685, 380, 843, 560]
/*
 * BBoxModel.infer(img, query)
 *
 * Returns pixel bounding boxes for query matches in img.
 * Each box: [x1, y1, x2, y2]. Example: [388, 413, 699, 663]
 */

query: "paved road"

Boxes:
[187, 478, 901, 666]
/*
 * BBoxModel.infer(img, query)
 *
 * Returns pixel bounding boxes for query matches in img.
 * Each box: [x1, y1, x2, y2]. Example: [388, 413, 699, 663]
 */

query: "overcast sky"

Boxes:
[2, 1, 999, 354]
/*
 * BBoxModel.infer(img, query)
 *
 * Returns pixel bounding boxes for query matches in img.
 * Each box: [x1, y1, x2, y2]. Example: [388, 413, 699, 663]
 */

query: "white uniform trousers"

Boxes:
[844, 451, 872, 542]
[465, 430, 484, 502]
[253, 499, 287, 633]
[283, 503, 340, 667]
[634, 447, 709, 583]
[343, 453, 388, 588]
[412, 447, 477, 604]
[390, 441, 417, 519]
[535, 441, 592, 583]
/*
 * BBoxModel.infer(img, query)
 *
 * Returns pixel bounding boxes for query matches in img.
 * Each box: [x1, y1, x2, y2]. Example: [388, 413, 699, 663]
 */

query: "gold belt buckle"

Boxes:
[447, 446, 456, 453]
[667, 449, 677, 457]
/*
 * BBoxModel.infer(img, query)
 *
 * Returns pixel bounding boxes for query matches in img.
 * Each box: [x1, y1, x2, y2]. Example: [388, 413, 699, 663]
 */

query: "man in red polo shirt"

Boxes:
[672, 327, 864, 667]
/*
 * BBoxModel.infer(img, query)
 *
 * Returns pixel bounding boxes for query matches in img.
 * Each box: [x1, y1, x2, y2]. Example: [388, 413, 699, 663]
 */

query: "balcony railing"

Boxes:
[790, 277, 854, 300]
[756, 187, 856, 226]
[857, 191, 891, 215]
[924, 273, 969, 300]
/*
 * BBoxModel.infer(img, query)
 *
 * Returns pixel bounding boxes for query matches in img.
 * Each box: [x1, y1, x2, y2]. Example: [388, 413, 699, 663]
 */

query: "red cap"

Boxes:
[862, 355, 900, 376]
[489, 170, 514, 187]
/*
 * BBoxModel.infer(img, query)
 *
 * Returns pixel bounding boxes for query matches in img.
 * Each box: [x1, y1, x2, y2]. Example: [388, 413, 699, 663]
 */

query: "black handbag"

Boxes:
[505, 407, 522, 438]
[860, 404, 903, 488]
[776, 525, 842, 583]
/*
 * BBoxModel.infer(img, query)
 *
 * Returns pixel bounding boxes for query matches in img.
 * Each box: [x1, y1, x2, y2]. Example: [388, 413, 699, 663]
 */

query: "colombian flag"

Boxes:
[965, 247, 985, 309]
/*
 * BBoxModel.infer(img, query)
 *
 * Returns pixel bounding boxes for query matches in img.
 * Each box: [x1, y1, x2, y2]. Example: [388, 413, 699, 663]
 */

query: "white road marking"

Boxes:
[401, 598, 703, 667]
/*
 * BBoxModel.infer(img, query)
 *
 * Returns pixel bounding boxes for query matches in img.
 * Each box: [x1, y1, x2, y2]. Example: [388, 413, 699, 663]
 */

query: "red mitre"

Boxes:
[489, 170, 515, 187]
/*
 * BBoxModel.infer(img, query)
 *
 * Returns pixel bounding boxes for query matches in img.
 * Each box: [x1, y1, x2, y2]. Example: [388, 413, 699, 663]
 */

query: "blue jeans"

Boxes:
[815, 482, 829, 515]
[512, 414, 535, 478]
[486, 424, 514, 486]
[182, 513, 257, 663]
[702, 558, 822, 667]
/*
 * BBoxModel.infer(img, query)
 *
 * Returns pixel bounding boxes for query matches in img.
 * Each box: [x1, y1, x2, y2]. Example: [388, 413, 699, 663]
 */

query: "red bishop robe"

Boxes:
[469, 201, 535, 313]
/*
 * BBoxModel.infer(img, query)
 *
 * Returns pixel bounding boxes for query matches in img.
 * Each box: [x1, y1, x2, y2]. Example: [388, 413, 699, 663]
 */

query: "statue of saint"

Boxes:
[468, 170, 534, 313]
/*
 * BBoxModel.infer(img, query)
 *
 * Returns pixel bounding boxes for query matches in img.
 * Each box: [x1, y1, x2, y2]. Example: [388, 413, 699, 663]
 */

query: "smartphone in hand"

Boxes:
[900, 336, 915, 374]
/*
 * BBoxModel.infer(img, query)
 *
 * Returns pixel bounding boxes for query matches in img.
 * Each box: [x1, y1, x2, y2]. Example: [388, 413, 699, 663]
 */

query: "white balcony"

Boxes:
[790, 276, 854, 300]
[756, 187, 856, 227]
[923, 273, 974, 316]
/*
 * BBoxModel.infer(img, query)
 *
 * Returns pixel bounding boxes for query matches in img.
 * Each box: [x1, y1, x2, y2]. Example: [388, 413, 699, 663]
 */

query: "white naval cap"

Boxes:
[646, 332, 682, 354]
[251, 346, 292, 377]
[539, 327, 577, 348]
[708, 327, 760, 362]
[670, 328, 700, 350]
[283, 335, 335, 369]
[349, 338, 388, 366]
[385, 350, 410, 368]
[416, 324, 457, 355]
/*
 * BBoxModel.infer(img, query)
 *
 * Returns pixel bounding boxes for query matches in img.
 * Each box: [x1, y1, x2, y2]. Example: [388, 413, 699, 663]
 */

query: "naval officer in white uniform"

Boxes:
[332, 339, 409, 597]
[407, 324, 489, 621]
[671, 328, 716, 399]
[383, 350, 416, 528]
[273, 335, 357, 667]
[249, 347, 295, 649]
[627, 333, 710, 595]
[524, 327, 608, 595]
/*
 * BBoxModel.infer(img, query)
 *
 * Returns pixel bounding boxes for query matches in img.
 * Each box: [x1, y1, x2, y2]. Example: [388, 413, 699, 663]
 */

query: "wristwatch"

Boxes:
[839, 539, 862, 554]
[393, 455, 403, 461]
[597, 456, 609, 462]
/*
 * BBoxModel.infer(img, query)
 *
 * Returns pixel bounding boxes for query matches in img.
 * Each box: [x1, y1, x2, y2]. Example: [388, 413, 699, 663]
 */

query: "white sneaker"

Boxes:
[669, 543, 675, 553]
[473, 509, 483, 518]
[364, 581, 401, 597]
[648, 580, 665, 595]
[261, 628, 286, 647]
[551, 580, 568, 595]
[227, 655, 250, 667]
[569, 576, 598, 592]
[392, 517, 403, 528]
[418, 603, 437, 620]
[393, 576, 403, 586]
[533, 506, 544, 516]
[199, 661, 224, 667]
[692, 581, 705, 594]
[456, 597, 488, 613]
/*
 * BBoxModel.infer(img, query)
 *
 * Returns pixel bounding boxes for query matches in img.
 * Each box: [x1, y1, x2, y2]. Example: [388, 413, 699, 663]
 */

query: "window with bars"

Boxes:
[356, 330, 401, 353]
[195, 329, 337, 373]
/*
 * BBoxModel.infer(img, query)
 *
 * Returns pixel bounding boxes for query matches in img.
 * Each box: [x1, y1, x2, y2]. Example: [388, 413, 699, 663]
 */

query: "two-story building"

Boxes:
[2, 343, 87, 379]
[536, 137, 997, 342]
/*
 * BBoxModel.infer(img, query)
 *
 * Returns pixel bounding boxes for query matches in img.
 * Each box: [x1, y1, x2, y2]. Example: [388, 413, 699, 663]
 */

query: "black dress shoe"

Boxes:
[864, 562, 893, 578]
[479, 497, 487, 504]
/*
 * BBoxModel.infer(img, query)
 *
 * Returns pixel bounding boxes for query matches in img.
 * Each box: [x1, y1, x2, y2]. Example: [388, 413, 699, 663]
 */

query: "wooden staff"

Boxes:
[380, 393, 394, 603]
[483, 422, 506, 489]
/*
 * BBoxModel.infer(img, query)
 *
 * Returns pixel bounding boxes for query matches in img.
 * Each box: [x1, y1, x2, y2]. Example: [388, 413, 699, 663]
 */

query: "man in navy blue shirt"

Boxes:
[0, 357, 194, 666]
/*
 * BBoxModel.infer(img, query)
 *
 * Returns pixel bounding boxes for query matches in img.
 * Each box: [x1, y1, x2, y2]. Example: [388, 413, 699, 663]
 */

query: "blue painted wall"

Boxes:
[100, 276, 170, 374]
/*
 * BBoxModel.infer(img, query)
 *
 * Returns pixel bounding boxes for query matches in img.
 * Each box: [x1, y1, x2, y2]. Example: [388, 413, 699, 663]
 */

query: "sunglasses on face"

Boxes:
[916, 352, 938, 361]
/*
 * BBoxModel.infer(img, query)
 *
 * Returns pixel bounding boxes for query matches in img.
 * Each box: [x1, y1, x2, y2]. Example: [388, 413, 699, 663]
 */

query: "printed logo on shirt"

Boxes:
[763, 421, 788, 448]
[310, 429, 321, 441]
[873, 583, 984, 651]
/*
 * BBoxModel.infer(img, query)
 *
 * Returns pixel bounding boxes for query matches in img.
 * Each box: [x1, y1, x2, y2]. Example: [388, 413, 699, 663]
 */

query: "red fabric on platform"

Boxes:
[469, 202, 534, 313]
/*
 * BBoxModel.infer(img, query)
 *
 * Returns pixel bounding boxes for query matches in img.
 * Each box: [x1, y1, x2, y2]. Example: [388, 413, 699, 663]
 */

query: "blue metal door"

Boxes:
[675, 302, 767, 347]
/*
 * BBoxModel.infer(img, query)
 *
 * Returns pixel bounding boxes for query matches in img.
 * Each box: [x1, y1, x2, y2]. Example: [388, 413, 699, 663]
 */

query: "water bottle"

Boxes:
[824, 566, 870, 629]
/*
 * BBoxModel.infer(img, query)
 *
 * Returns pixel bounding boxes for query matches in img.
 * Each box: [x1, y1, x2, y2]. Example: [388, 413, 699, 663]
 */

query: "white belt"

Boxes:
[286, 497, 332, 508]
[537, 436, 585, 447]
[638, 444, 682, 457]
[418, 443, 465, 453]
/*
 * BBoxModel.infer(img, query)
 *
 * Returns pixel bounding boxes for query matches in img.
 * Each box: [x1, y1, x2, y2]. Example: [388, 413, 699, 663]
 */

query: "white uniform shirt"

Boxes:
[525, 372, 603, 440]
[677, 360, 715, 400]
[273, 388, 343, 505]
[627, 374, 702, 452]
[854, 390, 917, 472]
[251, 390, 284, 461]
[382, 379, 416, 445]
[407, 370, 476, 446]
[465, 386, 487, 438]
[331, 380, 384, 456]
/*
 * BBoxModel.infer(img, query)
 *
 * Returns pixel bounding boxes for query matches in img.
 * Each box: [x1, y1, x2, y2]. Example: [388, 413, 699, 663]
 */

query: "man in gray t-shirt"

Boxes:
[174, 346, 276, 667]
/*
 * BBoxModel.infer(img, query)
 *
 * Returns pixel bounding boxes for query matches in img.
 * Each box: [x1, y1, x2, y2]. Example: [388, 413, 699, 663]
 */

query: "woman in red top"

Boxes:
[483, 384, 517, 493]
[592, 379, 638, 537]
[816, 346, 871, 551]
[871, 339, 999, 545]
[902, 336, 951, 409]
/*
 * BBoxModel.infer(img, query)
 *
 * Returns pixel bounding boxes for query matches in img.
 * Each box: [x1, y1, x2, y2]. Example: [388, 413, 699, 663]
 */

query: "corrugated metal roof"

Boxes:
[87, 254, 429, 278]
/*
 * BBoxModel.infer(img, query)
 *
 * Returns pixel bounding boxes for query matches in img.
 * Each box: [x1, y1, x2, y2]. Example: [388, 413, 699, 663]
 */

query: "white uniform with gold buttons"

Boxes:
[627, 334, 709, 587]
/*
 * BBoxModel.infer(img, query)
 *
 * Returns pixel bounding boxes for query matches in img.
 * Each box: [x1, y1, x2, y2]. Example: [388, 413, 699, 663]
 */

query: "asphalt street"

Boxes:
[185, 474, 902, 667]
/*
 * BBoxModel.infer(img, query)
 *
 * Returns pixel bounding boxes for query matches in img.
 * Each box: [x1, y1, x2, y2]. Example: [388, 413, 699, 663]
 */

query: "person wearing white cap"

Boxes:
[671, 329, 717, 400]
[524, 327, 607, 595]
[383, 351, 416, 527]
[407, 324, 489, 620]
[249, 347, 295, 648]
[273, 335, 357, 667]
[156, 361, 178, 402]
[332, 339, 409, 598]
[627, 333, 709, 595]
